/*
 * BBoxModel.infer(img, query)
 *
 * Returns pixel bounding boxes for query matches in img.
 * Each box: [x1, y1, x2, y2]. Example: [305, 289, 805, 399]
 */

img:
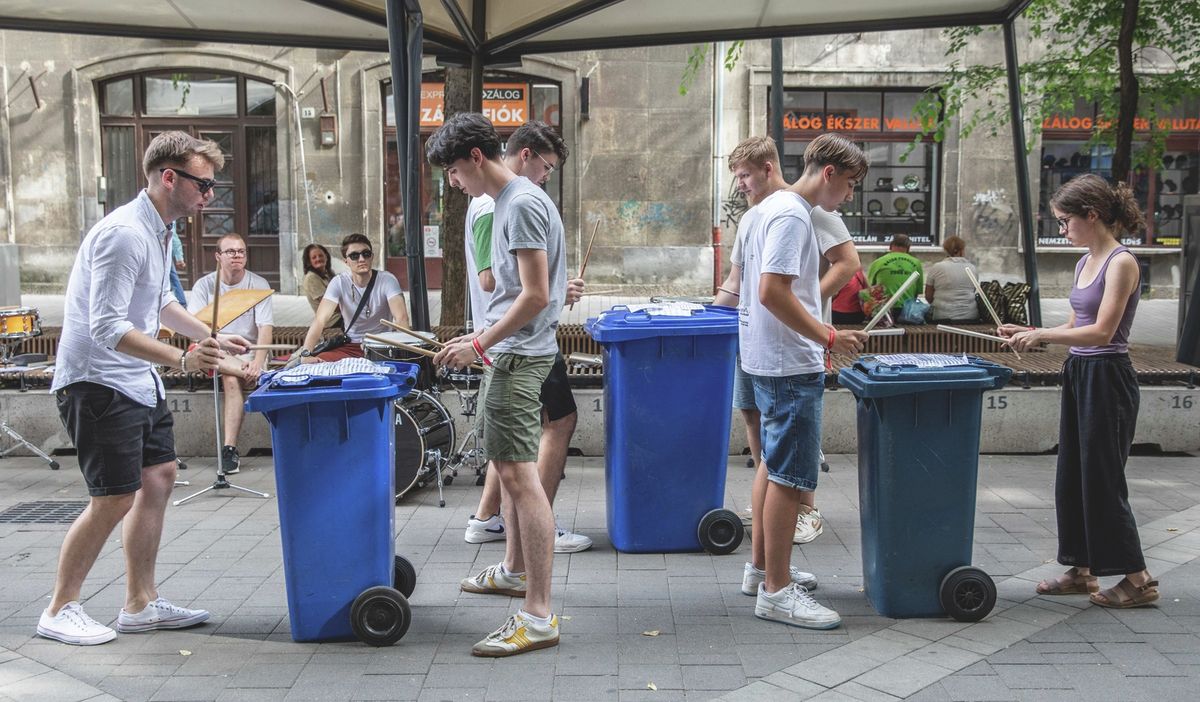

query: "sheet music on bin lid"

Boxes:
[872, 353, 972, 369]
[270, 358, 394, 384]
[621, 301, 705, 317]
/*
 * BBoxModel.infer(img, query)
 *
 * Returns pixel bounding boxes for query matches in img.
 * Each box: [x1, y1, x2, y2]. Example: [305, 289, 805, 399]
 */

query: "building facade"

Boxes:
[0, 26, 1186, 302]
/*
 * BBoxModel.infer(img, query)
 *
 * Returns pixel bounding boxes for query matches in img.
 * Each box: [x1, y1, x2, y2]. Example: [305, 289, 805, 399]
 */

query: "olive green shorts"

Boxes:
[478, 352, 555, 463]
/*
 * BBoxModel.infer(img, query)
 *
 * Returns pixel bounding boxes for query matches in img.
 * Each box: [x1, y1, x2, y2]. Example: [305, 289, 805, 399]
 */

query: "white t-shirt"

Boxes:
[732, 204, 851, 323]
[322, 271, 405, 343]
[188, 270, 273, 344]
[465, 195, 495, 332]
[738, 190, 824, 376]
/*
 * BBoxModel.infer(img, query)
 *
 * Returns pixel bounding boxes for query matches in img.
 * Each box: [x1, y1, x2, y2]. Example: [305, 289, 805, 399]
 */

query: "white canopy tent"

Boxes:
[0, 0, 1039, 327]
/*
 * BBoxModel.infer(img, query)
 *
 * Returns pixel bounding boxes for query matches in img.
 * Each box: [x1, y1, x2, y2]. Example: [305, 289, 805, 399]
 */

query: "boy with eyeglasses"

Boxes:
[302, 233, 410, 361]
[188, 233, 273, 474]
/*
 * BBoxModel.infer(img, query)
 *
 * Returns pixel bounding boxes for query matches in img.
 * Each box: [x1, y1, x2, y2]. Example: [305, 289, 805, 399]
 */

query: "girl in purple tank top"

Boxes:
[998, 174, 1159, 609]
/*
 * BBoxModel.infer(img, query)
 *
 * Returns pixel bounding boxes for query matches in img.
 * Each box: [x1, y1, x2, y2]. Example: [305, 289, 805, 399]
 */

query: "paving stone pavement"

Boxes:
[0, 451, 1197, 701]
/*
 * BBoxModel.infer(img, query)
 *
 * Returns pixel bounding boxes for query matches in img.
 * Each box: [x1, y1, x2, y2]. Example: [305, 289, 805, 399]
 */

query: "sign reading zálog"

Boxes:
[420, 83, 528, 128]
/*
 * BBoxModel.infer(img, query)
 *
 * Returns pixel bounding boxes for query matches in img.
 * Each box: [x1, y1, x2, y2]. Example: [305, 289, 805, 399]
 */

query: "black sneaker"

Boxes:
[221, 445, 241, 474]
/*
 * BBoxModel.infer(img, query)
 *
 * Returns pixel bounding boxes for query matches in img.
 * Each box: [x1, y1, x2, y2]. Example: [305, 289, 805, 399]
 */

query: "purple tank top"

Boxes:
[1068, 246, 1140, 356]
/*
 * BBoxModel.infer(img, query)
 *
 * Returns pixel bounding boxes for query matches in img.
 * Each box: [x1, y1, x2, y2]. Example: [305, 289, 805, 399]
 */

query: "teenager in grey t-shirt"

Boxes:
[484, 176, 566, 356]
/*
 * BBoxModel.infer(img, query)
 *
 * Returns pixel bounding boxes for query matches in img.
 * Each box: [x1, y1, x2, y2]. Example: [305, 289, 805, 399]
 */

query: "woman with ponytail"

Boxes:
[1000, 173, 1158, 608]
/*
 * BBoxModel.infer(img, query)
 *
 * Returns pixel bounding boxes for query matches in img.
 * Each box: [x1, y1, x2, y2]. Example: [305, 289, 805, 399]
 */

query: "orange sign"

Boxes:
[782, 110, 933, 133]
[420, 82, 529, 129]
[1043, 114, 1200, 133]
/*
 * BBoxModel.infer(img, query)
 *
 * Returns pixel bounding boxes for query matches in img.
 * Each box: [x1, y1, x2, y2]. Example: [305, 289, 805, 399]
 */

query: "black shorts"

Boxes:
[539, 354, 577, 423]
[55, 382, 176, 497]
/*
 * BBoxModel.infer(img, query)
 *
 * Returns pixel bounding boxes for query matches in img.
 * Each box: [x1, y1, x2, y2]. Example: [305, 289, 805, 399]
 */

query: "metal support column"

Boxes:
[1003, 19, 1042, 326]
[770, 39, 784, 151]
[386, 0, 430, 331]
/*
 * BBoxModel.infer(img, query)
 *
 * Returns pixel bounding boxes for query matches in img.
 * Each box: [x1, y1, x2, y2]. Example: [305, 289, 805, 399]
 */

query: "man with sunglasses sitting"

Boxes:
[188, 233, 273, 474]
[301, 233, 409, 361]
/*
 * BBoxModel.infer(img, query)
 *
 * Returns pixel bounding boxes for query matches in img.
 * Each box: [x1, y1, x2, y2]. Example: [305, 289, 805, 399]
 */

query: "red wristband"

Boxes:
[472, 337, 492, 367]
[826, 328, 836, 351]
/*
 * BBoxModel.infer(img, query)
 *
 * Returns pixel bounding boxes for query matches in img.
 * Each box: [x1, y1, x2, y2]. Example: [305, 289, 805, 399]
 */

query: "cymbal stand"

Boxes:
[173, 371, 270, 506]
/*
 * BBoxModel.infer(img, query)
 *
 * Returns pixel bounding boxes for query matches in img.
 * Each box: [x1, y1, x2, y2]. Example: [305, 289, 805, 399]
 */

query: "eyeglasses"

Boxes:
[160, 168, 217, 195]
[533, 151, 555, 175]
[219, 248, 246, 257]
[1055, 215, 1072, 231]
[346, 249, 374, 261]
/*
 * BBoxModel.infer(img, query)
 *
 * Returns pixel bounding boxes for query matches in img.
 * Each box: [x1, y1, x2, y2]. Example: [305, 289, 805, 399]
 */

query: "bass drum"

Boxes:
[393, 391, 456, 502]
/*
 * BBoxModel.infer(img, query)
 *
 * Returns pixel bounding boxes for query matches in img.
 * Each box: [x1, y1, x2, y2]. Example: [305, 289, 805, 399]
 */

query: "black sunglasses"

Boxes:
[160, 167, 217, 195]
[346, 249, 374, 261]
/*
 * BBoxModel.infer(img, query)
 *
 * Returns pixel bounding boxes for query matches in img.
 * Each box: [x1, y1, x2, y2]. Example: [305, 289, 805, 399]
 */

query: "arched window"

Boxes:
[98, 71, 280, 286]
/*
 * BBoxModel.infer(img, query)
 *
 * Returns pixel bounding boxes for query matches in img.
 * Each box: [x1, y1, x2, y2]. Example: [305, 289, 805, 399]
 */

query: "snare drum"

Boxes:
[364, 330, 436, 389]
[0, 307, 42, 340]
[393, 390, 456, 501]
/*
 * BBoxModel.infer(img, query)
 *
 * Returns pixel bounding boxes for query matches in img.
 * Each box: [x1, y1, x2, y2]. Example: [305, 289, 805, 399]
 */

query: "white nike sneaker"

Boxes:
[554, 520, 593, 553]
[755, 582, 841, 630]
[793, 506, 824, 544]
[465, 513, 506, 544]
[36, 602, 116, 645]
[741, 562, 818, 595]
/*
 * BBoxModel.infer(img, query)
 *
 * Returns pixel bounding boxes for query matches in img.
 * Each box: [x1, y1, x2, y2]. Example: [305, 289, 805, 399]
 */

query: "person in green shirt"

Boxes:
[867, 234, 923, 309]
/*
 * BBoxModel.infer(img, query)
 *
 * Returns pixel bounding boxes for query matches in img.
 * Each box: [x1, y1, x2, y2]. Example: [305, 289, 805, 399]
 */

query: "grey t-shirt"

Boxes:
[484, 176, 566, 356]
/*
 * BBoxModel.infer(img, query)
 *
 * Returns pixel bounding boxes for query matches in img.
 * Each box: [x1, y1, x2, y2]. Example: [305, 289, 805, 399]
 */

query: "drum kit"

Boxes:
[364, 330, 488, 507]
[0, 306, 60, 470]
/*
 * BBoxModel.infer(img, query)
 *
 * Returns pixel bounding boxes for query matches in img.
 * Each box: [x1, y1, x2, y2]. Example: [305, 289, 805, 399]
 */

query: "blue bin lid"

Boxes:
[837, 355, 1012, 399]
[585, 304, 738, 343]
[245, 360, 419, 413]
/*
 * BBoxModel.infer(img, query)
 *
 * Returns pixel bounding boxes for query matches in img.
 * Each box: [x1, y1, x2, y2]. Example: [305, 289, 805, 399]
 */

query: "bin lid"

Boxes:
[837, 355, 1012, 399]
[245, 359, 418, 413]
[585, 303, 738, 343]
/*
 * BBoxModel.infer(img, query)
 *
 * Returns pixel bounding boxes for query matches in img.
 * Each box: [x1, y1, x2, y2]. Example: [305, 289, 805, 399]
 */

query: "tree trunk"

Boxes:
[439, 67, 470, 330]
[1112, 0, 1140, 183]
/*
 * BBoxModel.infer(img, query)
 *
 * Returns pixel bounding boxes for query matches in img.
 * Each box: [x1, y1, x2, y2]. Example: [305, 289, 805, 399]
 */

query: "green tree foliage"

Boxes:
[680, 41, 744, 96]
[911, 0, 1200, 180]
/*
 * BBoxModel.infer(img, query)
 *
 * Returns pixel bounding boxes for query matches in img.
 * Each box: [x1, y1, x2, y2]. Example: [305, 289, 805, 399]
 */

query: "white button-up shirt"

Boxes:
[51, 190, 177, 407]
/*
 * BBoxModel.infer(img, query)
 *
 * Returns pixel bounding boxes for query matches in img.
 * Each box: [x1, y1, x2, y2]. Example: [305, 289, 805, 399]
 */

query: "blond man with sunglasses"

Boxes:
[301, 233, 409, 361]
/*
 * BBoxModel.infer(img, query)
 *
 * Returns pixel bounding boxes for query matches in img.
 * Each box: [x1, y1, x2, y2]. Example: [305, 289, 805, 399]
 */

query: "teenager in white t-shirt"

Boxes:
[187, 233, 274, 473]
[738, 133, 867, 631]
[714, 136, 860, 545]
[301, 233, 409, 361]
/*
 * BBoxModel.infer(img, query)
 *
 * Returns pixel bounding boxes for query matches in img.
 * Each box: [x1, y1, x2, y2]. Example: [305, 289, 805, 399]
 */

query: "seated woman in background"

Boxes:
[925, 235, 981, 323]
[301, 243, 343, 329]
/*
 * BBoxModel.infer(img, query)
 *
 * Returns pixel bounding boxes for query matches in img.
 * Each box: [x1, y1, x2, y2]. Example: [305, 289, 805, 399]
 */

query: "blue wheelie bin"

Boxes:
[245, 360, 420, 645]
[838, 355, 1011, 622]
[585, 305, 744, 554]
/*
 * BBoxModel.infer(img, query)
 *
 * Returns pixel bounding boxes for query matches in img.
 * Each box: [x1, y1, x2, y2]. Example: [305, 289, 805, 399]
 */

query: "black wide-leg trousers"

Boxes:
[1054, 353, 1146, 577]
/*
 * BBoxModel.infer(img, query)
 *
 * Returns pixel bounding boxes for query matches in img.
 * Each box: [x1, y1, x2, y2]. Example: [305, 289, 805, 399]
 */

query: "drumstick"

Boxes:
[936, 324, 1011, 344]
[379, 319, 445, 348]
[364, 334, 484, 372]
[579, 288, 620, 297]
[245, 344, 298, 351]
[862, 271, 920, 332]
[867, 328, 905, 337]
[568, 219, 602, 311]
[961, 269, 1021, 360]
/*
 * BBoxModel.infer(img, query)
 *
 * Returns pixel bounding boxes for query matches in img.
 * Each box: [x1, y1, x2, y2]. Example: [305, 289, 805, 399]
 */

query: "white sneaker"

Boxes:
[115, 597, 209, 633]
[36, 602, 116, 645]
[793, 506, 824, 544]
[755, 582, 841, 629]
[465, 514, 506, 544]
[461, 562, 527, 597]
[554, 521, 593, 553]
[738, 507, 753, 527]
[741, 562, 817, 595]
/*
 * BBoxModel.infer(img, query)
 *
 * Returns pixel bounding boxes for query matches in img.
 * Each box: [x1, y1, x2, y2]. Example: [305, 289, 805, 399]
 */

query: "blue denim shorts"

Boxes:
[732, 357, 757, 411]
[751, 372, 824, 491]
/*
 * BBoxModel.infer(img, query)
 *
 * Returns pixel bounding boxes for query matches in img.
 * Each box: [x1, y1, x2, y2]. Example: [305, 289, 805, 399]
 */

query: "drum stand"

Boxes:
[174, 372, 270, 506]
[0, 338, 59, 470]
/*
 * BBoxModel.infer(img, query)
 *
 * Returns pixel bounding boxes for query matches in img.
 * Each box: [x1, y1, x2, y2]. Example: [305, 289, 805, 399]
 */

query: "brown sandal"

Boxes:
[1090, 578, 1160, 609]
[1035, 567, 1099, 595]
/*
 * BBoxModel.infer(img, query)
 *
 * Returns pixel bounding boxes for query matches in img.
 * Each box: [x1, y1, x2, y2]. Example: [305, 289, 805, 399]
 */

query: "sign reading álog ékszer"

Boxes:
[420, 83, 528, 129]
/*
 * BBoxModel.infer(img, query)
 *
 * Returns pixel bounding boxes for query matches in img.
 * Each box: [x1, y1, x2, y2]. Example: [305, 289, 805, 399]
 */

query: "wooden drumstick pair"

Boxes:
[363, 333, 483, 372]
[380, 319, 445, 348]
[862, 271, 920, 333]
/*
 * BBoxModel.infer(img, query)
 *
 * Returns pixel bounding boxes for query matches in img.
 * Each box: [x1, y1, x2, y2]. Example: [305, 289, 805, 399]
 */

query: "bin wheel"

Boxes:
[393, 556, 417, 598]
[939, 566, 996, 622]
[350, 586, 411, 646]
[698, 509, 744, 555]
